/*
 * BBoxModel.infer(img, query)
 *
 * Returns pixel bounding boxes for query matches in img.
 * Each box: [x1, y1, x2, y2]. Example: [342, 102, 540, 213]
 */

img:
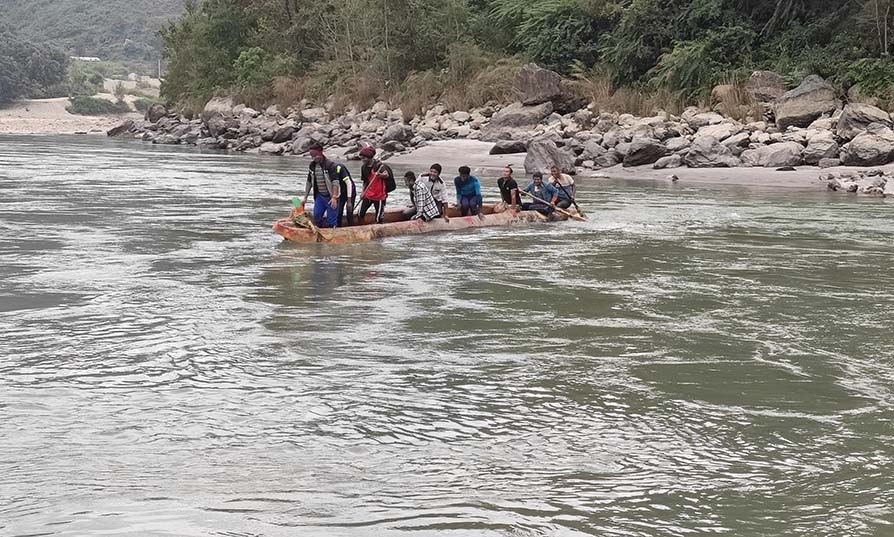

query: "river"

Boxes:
[1, 135, 892, 536]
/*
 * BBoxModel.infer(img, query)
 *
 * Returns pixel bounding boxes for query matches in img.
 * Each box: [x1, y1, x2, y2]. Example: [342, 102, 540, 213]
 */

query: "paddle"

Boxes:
[549, 175, 586, 218]
[520, 191, 587, 222]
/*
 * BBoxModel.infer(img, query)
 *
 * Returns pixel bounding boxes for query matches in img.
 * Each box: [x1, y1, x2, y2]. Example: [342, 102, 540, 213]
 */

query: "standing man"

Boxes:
[547, 165, 575, 210]
[302, 144, 343, 228]
[358, 146, 395, 224]
[522, 172, 559, 216]
[454, 166, 483, 217]
[497, 165, 521, 211]
[420, 163, 449, 218]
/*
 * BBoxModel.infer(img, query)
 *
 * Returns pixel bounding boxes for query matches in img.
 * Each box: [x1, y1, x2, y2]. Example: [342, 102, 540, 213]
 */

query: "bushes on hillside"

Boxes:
[66, 96, 131, 115]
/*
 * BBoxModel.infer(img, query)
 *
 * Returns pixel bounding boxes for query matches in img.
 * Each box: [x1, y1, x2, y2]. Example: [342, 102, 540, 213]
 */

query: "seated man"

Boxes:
[420, 163, 449, 218]
[547, 165, 575, 209]
[454, 166, 483, 217]
[522, 172, 559, 216]
[497, 165, 521, 211]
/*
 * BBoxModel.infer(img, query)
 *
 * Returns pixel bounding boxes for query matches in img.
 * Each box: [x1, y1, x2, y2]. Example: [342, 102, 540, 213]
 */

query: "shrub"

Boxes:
[66, 96, 131, 115]
[132, 97, 162, 113]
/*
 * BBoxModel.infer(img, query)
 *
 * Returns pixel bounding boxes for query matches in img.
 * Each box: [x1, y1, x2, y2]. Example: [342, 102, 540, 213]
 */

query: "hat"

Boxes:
[430, 163, 442, 173]
[359, 146, 376, 158]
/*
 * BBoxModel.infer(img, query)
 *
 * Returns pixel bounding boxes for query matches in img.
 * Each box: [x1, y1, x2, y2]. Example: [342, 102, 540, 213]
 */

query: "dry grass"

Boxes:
[569, 67, 692, 116]
[711, 77, 763, 122]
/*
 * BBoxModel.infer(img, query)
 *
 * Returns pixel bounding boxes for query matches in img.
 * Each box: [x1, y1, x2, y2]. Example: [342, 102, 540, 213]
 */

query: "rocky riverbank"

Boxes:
[106, 64, 894, 198]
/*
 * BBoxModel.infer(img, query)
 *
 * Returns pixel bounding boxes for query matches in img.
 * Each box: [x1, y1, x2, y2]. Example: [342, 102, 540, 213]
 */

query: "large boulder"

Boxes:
[748, 71, 786, 102]
[593, 149, 622, 168]
[202, 97, 237, 137]
[683, 136, 740, 168]
[382, 123, 413, 142]
[272, 125, 295, 143]
[775, 75, 840, 131]
[145, 103, 168, 123]
[696, 122, 741, 141]
[740, 142, 804, 167]
[837, 103, 892, 141]
[524, 139, 575, 174]
[623, 138, 668, 167]
[489, 140, 528, 155]
[481, 101, 553, 141]
[515, 63, 585, 113]
[840, 124, 894, 166]
[802, 131, 840, 165]
[106, 120, 134, 137]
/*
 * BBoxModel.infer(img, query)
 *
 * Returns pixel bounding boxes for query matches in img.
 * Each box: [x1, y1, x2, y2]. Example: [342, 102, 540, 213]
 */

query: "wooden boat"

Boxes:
[272, 203, 551, 244]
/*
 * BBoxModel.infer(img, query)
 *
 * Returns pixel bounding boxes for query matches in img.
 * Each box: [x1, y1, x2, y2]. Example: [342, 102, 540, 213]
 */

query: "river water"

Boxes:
[1, 135, 893, 536]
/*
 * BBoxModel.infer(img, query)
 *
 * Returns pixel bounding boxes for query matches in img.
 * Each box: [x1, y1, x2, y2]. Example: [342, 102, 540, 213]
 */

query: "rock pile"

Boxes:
[106, 66, 894, 176]
[822, 169, 894, 197]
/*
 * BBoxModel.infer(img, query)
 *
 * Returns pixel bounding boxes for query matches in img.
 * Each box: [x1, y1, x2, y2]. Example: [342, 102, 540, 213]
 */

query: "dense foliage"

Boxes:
[156, 0, 894, 108]
[0, 26, 69, 103]
[2, 0, 185, 73]
[66, 95, 132, 115]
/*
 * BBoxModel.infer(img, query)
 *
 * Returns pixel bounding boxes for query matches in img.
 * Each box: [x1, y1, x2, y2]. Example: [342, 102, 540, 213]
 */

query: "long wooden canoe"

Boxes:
[272, 204, 550, 244]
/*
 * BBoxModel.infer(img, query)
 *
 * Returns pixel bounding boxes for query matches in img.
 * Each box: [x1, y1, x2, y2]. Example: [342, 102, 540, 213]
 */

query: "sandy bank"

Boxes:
[0, 97, 141, 135]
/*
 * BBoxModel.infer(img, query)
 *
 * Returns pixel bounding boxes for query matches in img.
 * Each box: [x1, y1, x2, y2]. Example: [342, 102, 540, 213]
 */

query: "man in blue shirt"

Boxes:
[522, 172, 559, 216]
[454, 166, 483, 217]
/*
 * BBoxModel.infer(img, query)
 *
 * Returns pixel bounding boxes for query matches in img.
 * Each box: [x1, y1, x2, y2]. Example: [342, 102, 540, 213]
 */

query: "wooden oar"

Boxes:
[550, 178, 586, 217]
[520, 191, 587, 222]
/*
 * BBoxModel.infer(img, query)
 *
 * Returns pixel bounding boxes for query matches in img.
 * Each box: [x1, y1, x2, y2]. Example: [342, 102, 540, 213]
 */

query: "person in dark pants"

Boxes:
[522, 172, 559, 216]
[548, 165, 576, 210]
[301, 145, 343, 228]
[454, 166, 483, 217]
[357, 146, 394, 224]
[419, 163, 449, 218]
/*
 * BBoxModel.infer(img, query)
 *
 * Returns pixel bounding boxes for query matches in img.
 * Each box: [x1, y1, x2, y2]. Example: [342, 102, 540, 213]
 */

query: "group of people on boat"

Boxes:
[299, 144, 576, 228]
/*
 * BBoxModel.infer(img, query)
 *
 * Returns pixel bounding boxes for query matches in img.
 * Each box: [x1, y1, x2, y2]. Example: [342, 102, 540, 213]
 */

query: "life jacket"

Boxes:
[363, 171, 388, 201]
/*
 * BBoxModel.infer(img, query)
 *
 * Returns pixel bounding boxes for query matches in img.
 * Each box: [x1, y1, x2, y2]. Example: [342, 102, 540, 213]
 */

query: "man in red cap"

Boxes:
[301, 144, 355, 228]
[357, 145, 395, 224]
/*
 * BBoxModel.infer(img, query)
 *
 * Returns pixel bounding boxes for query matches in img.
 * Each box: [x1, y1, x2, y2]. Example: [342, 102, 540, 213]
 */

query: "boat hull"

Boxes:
[273, 207, 548, 244]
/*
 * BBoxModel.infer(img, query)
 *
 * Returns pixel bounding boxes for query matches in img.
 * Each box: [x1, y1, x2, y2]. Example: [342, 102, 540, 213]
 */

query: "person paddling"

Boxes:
[522, 172, 559, 216]
[547, 165, 575, 210]
[357, 146, 395, 224]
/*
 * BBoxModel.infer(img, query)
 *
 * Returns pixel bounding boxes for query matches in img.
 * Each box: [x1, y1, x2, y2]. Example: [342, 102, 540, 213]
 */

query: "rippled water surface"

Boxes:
[2, 135, 893, 536]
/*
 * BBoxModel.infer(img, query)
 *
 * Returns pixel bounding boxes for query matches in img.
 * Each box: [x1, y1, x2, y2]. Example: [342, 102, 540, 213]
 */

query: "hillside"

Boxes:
[3, 0, 185, 72]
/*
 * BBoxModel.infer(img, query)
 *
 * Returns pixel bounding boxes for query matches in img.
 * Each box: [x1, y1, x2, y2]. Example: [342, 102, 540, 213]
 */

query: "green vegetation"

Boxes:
[154, 0, 894, 111]
[2, 0, 184, 74]
[0, 25, 68, 103]
[133, 96, 164, 113]
[66, 96, 131, 115]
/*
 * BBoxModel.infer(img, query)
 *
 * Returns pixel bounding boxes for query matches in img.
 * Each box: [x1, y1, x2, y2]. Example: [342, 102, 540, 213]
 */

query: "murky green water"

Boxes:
[1, 135, 893, 536]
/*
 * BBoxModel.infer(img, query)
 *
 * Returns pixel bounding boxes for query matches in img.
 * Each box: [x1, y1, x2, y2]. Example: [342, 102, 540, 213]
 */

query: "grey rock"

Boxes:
[524, 139, 575, 175]
[259, 142, 286, 154]
[818, 158, 841, 168]
[775, 75, 840, 130]
[489, 140, 528, 155]
[653, 155, 682, 169]
[593, 150, 622, 168]
[840, 124, 894, 166]
[452, 111, 471, 123]
[272, 125, 295, 144]
[623, 138, 668, 167]
[382, 123, 413, 142]
[802, 131, 840, 164]
[481, 101, 553, 141]
[665, 136, 691, 153]
[837, 103, 892, 141]
[145, 104, 168, 123]
[153, 134, 181, 145]
[683, 136, 740, 168]
[107, 120, 134, 137]
[748, 70, 786, 102]
[740, 142, 803, 167]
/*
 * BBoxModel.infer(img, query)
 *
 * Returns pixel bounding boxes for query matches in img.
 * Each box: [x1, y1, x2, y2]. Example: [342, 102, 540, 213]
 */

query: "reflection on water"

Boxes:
[1, 135, 893, 536]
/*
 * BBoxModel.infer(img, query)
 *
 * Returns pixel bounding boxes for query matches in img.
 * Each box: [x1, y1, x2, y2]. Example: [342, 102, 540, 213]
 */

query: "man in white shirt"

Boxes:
[548, 165, 575, 210]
